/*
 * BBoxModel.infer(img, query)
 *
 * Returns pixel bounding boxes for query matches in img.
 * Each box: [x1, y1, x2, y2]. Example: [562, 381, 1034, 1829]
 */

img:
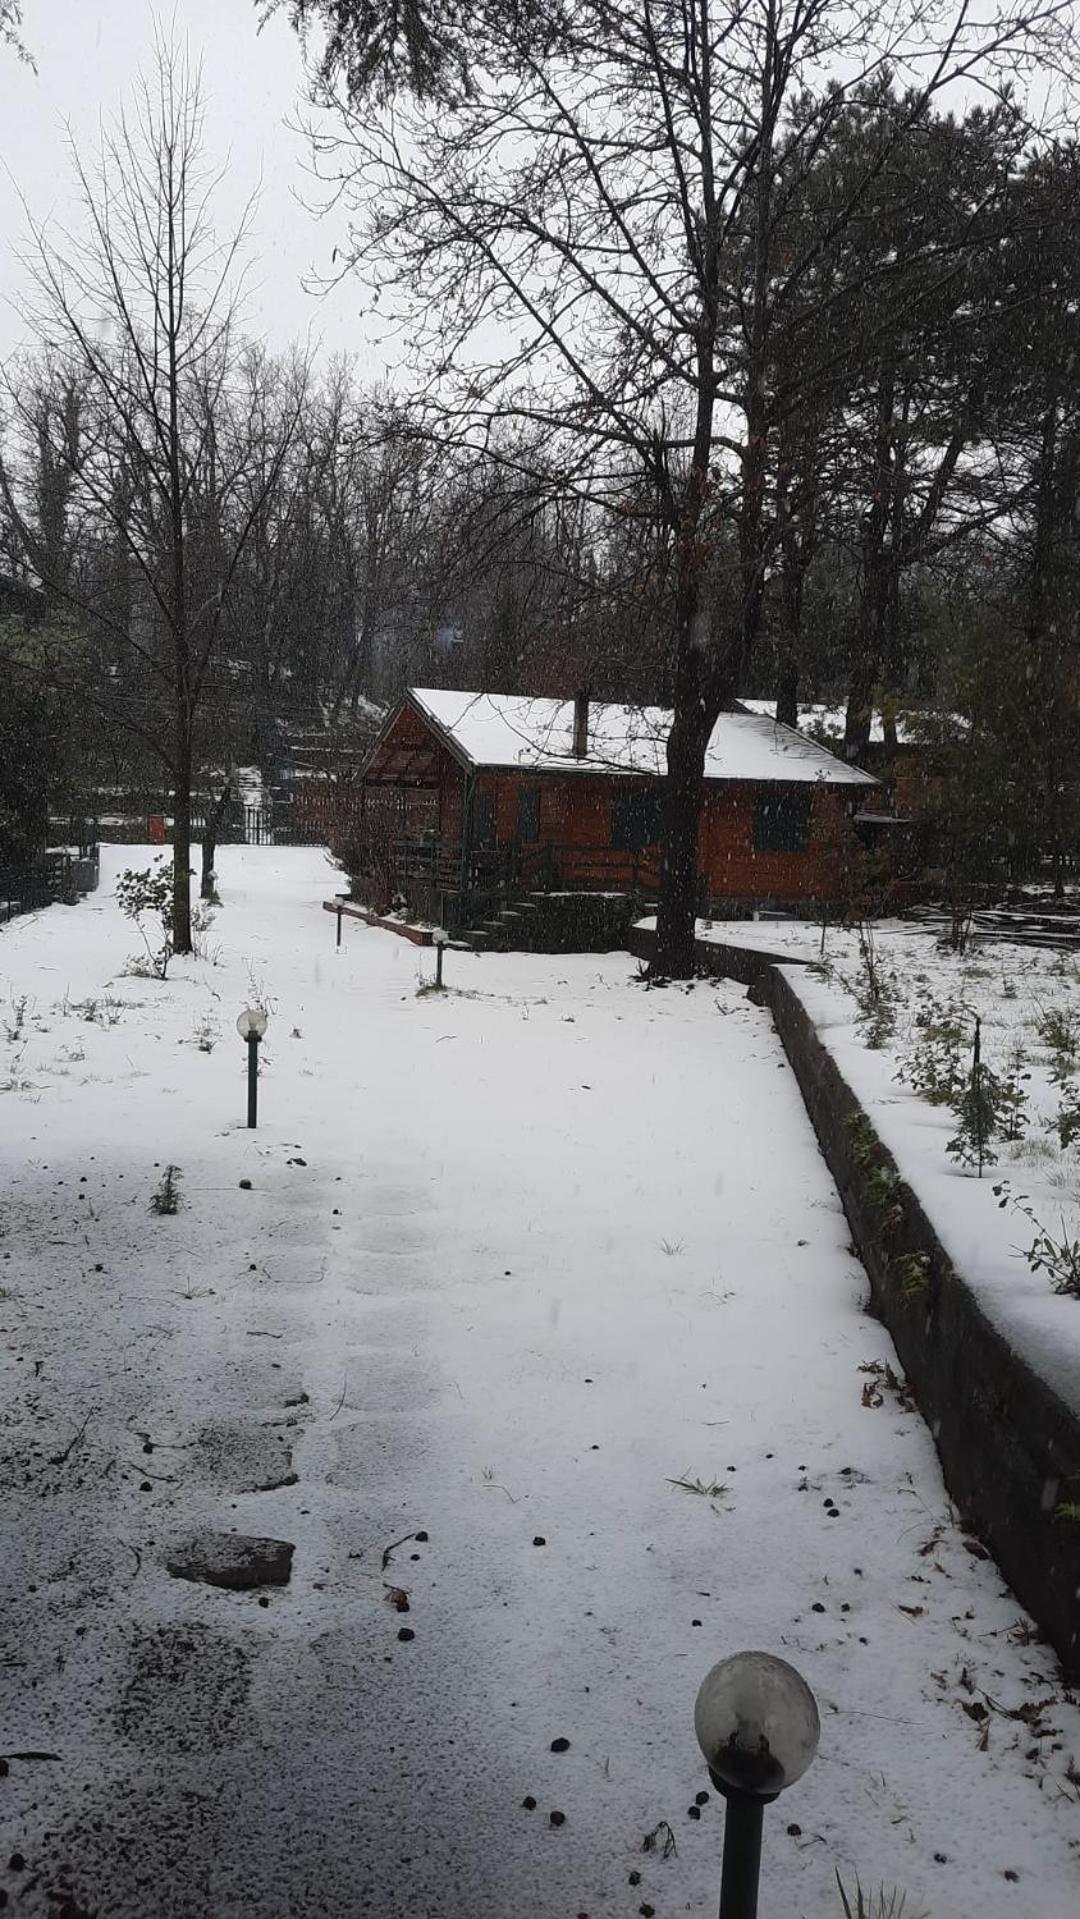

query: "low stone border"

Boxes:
[633, 924, 1080, 1678]
[626, 923, 807, 988]
[322, 899, 434, 946]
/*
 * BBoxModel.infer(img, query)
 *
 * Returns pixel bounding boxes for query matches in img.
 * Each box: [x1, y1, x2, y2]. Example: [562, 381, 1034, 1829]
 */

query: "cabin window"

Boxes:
[611, 789, 663, 852]
[753, 788, 812, 853]
[516, 785, 540, 843]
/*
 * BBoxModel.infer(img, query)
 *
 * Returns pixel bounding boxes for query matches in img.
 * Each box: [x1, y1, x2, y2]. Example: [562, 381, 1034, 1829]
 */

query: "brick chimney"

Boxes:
[572, 688, 589, 760]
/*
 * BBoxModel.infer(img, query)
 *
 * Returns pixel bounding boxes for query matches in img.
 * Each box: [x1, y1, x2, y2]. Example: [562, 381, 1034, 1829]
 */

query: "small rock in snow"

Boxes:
[549, 1810, 566, 1828]
[238, 1179, 253, 1191]
[550, 1737, 570, 1753]
[533, 1536, 547, 1546]
[165, 1532, 294, 1591]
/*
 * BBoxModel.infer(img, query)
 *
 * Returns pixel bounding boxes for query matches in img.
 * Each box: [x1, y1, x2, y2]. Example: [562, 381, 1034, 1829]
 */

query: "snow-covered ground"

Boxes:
[2, 852, 1078, 1919]
[656, 916, 1080, 1418]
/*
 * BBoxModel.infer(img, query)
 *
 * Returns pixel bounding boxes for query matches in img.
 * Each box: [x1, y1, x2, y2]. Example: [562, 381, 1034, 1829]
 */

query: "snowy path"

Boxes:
[1, 849, 1077, 1919]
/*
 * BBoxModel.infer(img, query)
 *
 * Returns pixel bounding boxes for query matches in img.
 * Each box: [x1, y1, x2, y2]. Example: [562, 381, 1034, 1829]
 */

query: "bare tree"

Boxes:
[4, 37, 305, 950]
[288, 0, 1075, 974]
[0, 0, 31, 64]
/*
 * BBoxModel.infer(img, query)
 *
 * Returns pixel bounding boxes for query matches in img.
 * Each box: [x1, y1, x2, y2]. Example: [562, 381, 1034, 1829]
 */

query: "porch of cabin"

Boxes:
[350, 753, 662, 933]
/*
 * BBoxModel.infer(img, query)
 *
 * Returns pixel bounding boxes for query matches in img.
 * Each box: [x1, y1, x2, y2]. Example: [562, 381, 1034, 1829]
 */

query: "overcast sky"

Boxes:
[0, 0, 381, 371]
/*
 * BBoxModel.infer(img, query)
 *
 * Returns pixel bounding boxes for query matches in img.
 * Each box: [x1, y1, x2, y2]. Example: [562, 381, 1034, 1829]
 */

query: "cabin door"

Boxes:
[516, 785, 540, 843]
[472, 790, 496, 849]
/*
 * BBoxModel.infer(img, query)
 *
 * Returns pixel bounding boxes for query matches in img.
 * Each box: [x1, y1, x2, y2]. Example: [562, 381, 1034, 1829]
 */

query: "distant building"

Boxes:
[739, 699, 958, 818]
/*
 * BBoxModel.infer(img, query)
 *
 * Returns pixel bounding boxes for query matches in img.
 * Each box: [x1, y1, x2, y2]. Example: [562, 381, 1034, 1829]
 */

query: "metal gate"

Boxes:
[245, 806, 271, 845]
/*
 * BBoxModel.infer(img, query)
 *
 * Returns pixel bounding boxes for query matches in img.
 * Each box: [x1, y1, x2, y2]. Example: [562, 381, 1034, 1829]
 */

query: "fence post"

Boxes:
[336, 900, 343, 948]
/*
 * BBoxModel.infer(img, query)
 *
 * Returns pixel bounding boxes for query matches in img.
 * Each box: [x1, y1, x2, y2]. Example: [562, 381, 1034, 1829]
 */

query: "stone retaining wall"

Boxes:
[634, 924, 1080, 1677]
[625, 924, 806, 988]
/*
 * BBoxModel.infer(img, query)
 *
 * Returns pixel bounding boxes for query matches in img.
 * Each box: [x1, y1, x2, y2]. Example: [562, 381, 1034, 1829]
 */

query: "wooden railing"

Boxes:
[520, 843, 661, 896]
[342, 836, 662, 929]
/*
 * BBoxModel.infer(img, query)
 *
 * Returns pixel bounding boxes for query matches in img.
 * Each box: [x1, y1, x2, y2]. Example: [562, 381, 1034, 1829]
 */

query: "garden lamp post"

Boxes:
[432, 925, 449, 989]
[694, 1652, 820, 1919]
[236, 1005, 269, 1128]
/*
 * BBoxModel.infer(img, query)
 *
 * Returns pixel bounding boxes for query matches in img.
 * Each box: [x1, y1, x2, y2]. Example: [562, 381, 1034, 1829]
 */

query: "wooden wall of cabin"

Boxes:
[473, 769, 860, 903]
[481, 773, 620, 850]
[698, 784, 859, 905]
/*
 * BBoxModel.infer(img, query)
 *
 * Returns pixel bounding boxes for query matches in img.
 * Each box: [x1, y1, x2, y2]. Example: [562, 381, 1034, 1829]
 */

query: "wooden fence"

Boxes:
[0, 846, 101, 925]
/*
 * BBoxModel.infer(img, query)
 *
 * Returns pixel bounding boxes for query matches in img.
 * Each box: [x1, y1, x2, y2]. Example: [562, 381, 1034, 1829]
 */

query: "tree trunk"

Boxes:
[652, 0, 780, 978]
[172, 709, 193, 954]
[653, 699, 711, 978]
[200, 782, 232, 901]
[774, 418, 812, 730]
[845, 362, 896, 763]
[775, 514, 804, 725]
[776, 654, 799, 727]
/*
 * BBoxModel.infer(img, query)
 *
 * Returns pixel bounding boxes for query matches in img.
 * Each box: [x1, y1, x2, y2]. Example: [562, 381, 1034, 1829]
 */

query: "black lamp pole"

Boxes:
[711, 1780, 769, 1919]
[694, 1653, 820, 1919]
[247, 1033, 260, 1127]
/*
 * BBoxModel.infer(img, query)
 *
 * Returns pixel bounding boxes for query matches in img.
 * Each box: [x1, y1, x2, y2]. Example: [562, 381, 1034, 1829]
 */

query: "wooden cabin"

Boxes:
[349, 689, 875, 934]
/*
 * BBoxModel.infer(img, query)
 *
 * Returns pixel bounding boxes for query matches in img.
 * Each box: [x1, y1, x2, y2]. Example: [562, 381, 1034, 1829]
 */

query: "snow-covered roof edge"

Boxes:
[402, 688, 876, 787]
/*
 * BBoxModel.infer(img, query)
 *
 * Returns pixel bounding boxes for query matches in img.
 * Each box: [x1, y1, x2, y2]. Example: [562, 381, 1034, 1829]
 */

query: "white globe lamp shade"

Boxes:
[236, 1006, 269, 1041]
[694, 1652, 820, 1799]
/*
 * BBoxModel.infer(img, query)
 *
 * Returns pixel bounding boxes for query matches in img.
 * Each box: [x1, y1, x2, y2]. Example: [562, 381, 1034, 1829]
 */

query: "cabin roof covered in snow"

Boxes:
[406, 689, 876, 786]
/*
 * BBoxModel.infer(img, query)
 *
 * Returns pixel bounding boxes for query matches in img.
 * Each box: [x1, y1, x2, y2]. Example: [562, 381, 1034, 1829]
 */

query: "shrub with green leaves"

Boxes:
[998, 1039, 1032, 1143]
[149, 1164, 182, 1215]
[890, 1250, 931, 1303]
[1036, 1004, 1080, 1085]
[895, 993, 969, 1106]
[993, 1181, 1080, 1299]
[117, 861, 175, 979]
[851, 925, 902, 1049]
[1052, 1080, 1080, 1150]
[946, 1016, 1001, 1176]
